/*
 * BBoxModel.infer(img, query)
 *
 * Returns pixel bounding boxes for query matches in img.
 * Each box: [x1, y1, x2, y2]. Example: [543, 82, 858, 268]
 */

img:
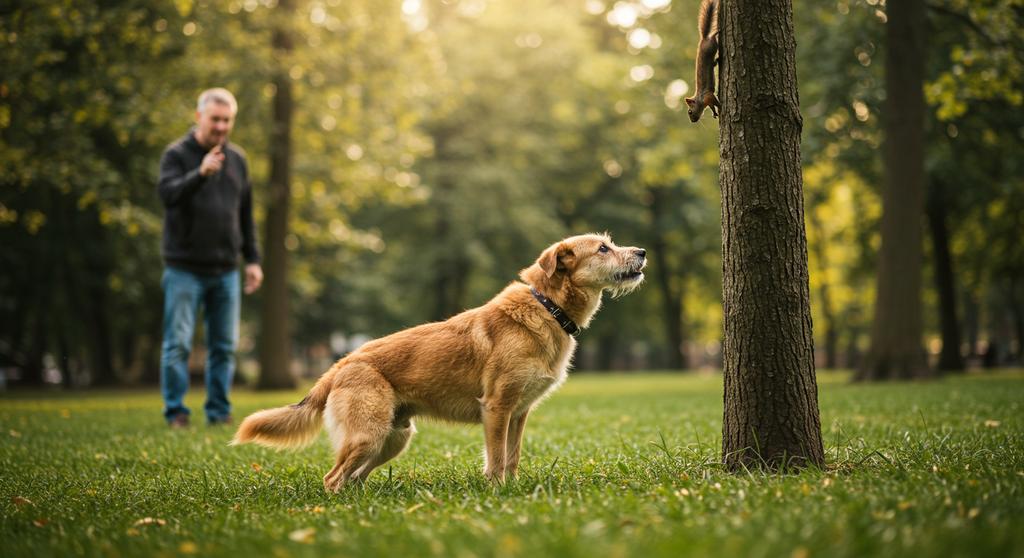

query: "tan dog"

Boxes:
[232, 233, 646, 491]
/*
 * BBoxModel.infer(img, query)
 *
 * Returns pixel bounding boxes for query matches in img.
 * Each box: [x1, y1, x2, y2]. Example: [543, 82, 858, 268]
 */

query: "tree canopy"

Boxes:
[1, 0, 1021, 386]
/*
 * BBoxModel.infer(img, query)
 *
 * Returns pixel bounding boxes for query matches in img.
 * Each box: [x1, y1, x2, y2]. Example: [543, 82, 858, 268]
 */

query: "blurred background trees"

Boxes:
[1, 0, 1021, 388]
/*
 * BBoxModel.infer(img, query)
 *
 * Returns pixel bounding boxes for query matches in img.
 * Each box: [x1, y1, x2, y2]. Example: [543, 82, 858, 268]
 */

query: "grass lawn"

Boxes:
[2, 370, 1023, 557]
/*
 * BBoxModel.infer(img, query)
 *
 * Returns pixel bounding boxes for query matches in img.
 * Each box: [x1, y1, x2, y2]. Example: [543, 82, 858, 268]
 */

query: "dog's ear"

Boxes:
[538, 243, 573, 278]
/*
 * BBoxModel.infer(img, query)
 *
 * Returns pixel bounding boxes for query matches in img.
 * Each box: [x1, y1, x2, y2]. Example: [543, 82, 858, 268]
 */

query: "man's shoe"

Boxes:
[169, 414, 190, 429]
[208, 416, 233, 427]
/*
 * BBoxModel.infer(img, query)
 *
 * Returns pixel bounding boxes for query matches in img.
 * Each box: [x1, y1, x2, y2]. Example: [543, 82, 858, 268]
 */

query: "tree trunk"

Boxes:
[648, 186, 687, 370]
[719, 0, 825, 470]
[926, 179, 964, 371]
[1009, 276, 1024, 364]
[856, 0, 931, 381]
[964, 291, 979, 358]
[807, 207, 838, 369]
[258, 0, 296, 390]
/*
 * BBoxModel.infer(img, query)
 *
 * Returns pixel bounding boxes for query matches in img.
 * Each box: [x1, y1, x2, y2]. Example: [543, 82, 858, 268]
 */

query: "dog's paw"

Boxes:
[483, 468, 506, 484]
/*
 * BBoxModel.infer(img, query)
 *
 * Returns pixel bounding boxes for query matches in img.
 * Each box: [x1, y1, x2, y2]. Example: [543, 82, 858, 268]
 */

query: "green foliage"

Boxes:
[2, 371, 1023, 556]
[3, 0, 1023, 382]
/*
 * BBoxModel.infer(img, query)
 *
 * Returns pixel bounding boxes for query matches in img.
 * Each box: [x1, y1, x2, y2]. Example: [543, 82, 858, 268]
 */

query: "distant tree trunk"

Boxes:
[718, 0, 825, 470]
[926, 179, 964, 371]
[84, 218, 117, 386]
[594, 332, 618, 371]
[648, 186, 687, 370]
[258, 0, 296, 390]
[426, 128, 468, 321]
[857, 0, 931, 380]
[1009, 276, 1024, 364]
[964, 290, 979, 358]
[807, 207, 838, 369]
[843, 326, 862, 370]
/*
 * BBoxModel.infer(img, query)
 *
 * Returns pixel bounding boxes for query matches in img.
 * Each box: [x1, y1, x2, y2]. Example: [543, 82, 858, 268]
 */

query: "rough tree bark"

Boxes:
[719, 0, 825, 469]
[856, 0, 931, 380]
[258, 0, 296, 390]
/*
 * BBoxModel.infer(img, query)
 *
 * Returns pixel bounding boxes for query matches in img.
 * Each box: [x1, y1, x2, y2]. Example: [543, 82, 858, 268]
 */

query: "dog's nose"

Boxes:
[635, 249, 646, 259]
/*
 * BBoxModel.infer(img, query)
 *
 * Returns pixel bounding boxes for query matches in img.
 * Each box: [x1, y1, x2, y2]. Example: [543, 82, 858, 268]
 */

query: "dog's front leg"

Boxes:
[481, 402, 512, 483]
[505, 411, 530, 479]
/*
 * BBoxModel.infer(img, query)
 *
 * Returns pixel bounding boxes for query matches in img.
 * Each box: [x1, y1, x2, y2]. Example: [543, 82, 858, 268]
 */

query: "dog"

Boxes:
[232, 233, 646, 491]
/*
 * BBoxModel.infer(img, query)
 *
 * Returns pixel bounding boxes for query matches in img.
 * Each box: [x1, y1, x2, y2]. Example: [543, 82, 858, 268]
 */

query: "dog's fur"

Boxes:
[232, 233, 646, 492]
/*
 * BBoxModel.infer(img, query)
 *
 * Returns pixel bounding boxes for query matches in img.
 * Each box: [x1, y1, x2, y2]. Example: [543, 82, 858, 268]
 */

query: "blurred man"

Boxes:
[157, 88, 263, 427]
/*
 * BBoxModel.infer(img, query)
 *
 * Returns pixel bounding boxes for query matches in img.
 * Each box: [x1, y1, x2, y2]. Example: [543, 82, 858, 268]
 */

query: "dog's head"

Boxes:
[520, 233, 647, 298]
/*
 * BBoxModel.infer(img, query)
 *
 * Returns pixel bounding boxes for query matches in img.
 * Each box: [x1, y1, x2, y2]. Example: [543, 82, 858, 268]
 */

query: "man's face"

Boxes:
[195, 102, 234, 147]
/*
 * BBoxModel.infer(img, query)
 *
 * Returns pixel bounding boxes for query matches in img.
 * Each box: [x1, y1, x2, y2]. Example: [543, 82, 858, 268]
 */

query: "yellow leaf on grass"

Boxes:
[289, 528, 316, 543]
[251, 463, 262, 472]
[12, 496, 34, 507]
[405, 502, 425, 514]
[179, 541, 199, 554]
[984, 420, 1000, 428]
[134, 517, 167, 527]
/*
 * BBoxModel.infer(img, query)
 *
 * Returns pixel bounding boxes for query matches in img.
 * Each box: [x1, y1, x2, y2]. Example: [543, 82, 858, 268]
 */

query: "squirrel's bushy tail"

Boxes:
[231, 368, 336, 449]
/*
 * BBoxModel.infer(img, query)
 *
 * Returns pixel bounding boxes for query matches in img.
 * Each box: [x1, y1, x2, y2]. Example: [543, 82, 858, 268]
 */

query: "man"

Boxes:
[157, 88, 263, 428]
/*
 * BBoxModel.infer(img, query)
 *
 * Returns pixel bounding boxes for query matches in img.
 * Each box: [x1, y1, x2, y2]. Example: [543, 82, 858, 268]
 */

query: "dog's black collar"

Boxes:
[530, 286, 579, 336]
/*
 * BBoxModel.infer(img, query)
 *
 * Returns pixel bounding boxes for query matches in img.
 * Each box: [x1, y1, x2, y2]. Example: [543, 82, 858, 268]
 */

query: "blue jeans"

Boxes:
[160, 267, 240, 423]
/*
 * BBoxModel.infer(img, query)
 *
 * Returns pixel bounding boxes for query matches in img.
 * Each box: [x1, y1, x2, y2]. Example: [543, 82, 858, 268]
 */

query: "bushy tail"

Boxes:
[231, 369, 335, 449]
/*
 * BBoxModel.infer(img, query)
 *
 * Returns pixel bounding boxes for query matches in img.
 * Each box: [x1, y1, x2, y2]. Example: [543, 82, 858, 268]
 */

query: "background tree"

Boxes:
[719, 0, 825, 469]
[857, 0, 931, 380]
[257, 0, 297, 390]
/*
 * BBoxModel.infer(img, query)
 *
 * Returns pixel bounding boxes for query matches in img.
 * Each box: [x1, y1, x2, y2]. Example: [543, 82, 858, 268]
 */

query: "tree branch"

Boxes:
[925, 2, 1003, 46]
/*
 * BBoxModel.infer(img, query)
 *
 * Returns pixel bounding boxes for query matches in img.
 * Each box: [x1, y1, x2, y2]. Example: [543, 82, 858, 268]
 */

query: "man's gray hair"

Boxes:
[197, 88, 238, 115]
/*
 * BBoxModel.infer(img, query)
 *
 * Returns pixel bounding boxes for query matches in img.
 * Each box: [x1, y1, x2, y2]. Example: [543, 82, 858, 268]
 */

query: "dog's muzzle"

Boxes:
[614, 250, 647, 282]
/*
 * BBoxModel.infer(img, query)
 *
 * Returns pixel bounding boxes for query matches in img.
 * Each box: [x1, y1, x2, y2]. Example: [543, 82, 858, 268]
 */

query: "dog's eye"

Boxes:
[598, 244, 609, 254]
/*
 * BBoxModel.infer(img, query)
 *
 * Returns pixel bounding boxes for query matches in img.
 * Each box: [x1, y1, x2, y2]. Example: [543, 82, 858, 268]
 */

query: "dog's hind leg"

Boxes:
[353, 421, 416, 482]
[321, 365, 396, 493]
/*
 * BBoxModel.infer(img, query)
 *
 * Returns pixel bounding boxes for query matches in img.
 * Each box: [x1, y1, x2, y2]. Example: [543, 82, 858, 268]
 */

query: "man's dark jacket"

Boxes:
[157, 131, 260, 275]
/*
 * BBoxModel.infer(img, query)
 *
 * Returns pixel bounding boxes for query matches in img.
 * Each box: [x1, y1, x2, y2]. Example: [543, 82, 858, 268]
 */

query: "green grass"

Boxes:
[2, 370, 1023, 558]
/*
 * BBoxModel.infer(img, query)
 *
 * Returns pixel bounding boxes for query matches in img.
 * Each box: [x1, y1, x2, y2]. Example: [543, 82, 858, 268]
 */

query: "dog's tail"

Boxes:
[231, 367, 336, 449]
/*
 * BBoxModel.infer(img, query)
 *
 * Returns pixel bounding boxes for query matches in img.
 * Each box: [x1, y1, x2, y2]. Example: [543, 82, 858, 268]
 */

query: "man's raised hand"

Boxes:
[199, 144, 225, 177]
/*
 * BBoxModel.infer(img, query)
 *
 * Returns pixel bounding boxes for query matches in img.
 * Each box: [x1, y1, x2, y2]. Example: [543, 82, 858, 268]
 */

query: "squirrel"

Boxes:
[685, 0, 721, 123]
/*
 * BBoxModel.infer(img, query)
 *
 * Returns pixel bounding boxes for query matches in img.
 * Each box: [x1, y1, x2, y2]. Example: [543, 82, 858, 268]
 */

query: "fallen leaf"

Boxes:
[179, 541, 199, 554]
[968, 508, 980, 519]
[251, 462, 262, 472]
[309, 506, 325, 514]
[404, 502, 425, 514]
[821, 477, 833, 487]
[94, 453, 108, 461]
[33, 518, 49, 527]
[133, 517, 167, 527]
[897, 501, 913, 511]
[984, 420, 1000, 428]
[9, 429, 20, 438]
[12, 496, 34, 507]
[288, 527, 316, 543]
